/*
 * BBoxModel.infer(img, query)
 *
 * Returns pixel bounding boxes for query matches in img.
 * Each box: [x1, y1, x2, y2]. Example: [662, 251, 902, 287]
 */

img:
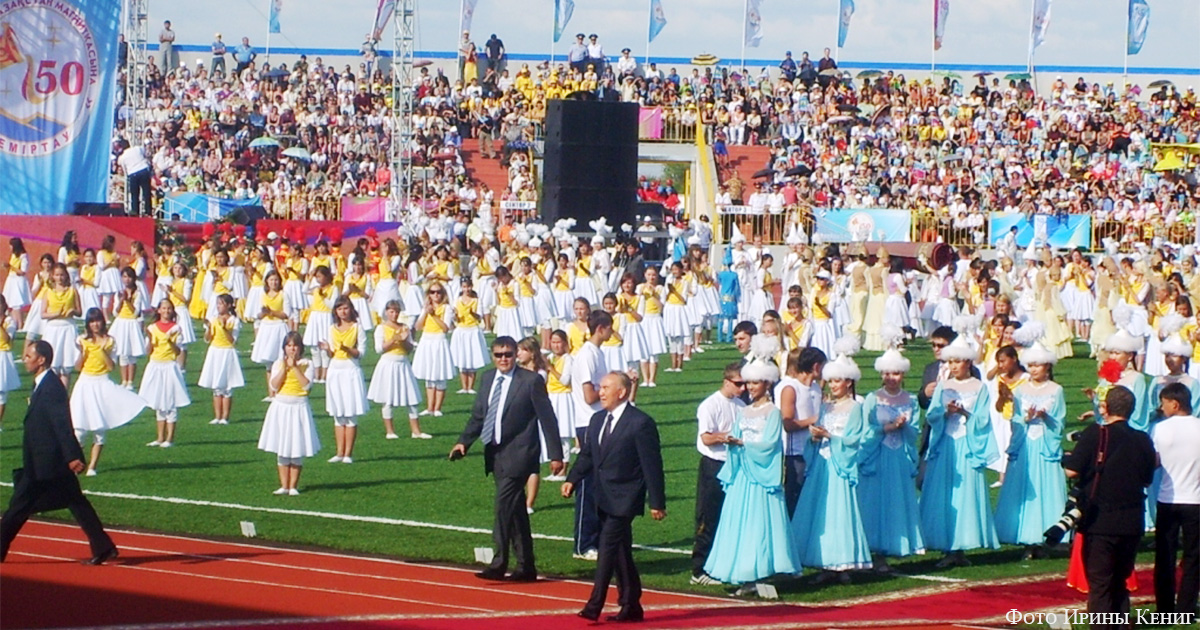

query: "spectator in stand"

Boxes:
[798, 51, 817, 88]
[817, 47, 837, 88]
[568, 34, 588, 75]
[159, 20, 178, 75]
[586, 34, 606, 76]
[484, 34, 505, 76]
[615, 48, 638, 78]
[210, 33, 227, 76]
[233, 37, 255, 76]
[779, 51, 797, 83]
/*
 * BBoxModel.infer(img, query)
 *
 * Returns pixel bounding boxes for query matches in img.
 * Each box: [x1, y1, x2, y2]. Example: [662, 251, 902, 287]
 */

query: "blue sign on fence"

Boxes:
[164, 193, 262, 223]
[989, 213, 1092, 250]
[813, 209, 911, 242]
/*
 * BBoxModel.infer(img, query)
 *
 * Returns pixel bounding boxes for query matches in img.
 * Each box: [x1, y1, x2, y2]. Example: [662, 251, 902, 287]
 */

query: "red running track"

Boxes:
[0, 520, 1146, 630]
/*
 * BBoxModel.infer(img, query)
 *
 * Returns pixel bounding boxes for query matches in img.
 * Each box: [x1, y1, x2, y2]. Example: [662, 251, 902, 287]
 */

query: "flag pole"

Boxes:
[1122, 2, 1129, 89]
[645, 1, 651, 67]
[930, 0, 935, 72]
[549, 1, 555, 67]
[265, 2, 272, 62]
[740, 0, 747, 75]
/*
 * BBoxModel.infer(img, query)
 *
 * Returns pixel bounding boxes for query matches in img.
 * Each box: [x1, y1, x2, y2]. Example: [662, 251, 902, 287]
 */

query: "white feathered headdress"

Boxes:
[822, 335, 862, 381]
[1020, 341, 1058, 366]
[741, 335, 782, 383]
[940, 335, 978, 362]
[873, 324, 910, 373]
[1011, 320, 1045, 349]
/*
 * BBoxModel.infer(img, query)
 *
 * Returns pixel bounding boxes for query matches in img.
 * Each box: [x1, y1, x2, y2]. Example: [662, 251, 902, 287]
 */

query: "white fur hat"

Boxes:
[1103, 328, 1144, 354]
[741, 334, 782, 383]
[1020, 341, 1058, 366]
[1011, 320, 1045, 348]
[1160, 334, 1193, 358]
[874, 349, 911, 373]
[822, 354, 861, 381]
[940, 335, 978, 362]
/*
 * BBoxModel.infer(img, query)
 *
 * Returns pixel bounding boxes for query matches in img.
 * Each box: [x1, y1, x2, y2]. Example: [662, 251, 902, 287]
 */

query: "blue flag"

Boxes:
[838, 0, 855, 48]
[268, 0, 282, 33]
[553, 0, 574, 43]
[1127, 0, 1149, 55]
[649, 0, 667, 43]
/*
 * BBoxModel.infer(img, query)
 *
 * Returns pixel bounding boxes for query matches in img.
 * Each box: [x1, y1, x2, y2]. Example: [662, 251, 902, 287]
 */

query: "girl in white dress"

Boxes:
[662, 262, 692, 373]
[164, 261, 196, 371]
[303, 266, 339, 383]
[883, 258, 912, 332]
[71, 308, 147, 475]
[251, 271, 294, 398]
[20, 255, 54, 339]
[368, 303, 427, 439]
[517, 336, 551, 514]
[616, 273, 650, 401]
[412, 282, 456, 417]
[141, 300, 191, 448]
[0, 297, 20, 428]
[492, 266, 524, 342]
[551, 253, 577, 327]
[109, 267, 148, 389]
[258, 332, 321, 495]
[342, 257, 376, 333]
[2, 237, 30, 330]
[321, 296, 369, 463]
[96, 235, 121, 313]
[450, 284, 488, 394]
[39, 263, 81, 384]
[545, 329, 574, 475]
[199, 294, 244, 425]
[76, 250, 100, 315]
[637, 267, 668, 388]
[600, 293, 627, 377]
[129, 241, 153, 313]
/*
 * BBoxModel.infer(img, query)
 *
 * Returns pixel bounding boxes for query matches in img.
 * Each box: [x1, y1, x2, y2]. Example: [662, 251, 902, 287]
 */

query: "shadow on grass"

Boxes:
[110, 460, 258, 472]
[305, 478, 441, 491]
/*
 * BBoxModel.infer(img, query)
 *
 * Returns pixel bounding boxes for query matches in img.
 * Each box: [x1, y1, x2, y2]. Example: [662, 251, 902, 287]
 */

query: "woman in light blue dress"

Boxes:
[919, 336, 1000, 568]
[995, 342, 1067, 558]
[704, 338, 799, 593]
[859, 348, 925, 573]
[791, 353, 873, 583]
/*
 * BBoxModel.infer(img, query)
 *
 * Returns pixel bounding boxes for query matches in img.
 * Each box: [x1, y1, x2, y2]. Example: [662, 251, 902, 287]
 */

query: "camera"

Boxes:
[1043, 485, 1084, 546]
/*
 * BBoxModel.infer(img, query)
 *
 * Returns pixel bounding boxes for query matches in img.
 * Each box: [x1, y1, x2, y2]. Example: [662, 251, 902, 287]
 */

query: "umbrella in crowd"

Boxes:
[751, 168, 775, 179]
[691, 53, 720, 66]
[856, 69, 883, 79]
[837, 104, 862, 113]
[1003, 72, 1032, 81]
[827, 115, 863, 125]
[785, 164, 813, 177]
[932, 70, 961, 80]
[973, 71, 993, 77]
[249, 137, 280, 149]
[413, 60, 434, 68]
[264, 68, 289, 79]
[1148, 79, 1173, 89]
[282, 147, 312, 161]
[819, 68, 841, 77]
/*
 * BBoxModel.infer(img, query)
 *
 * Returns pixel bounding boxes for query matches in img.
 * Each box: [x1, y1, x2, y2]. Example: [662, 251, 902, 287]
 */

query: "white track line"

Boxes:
[28, 520, 731, 603]
[0, 483, 688, 555]
[23, 534, 583, 605]
[8, 550, 491, 613]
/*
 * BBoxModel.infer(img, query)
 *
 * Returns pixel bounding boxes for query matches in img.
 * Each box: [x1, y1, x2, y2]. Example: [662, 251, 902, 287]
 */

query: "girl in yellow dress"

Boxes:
[412, 282, 456, 417]
[70, 308, 147, 475]
[493, 266, 525, 342]
[567, 297, 591, 355]
[343, 257, 376, 332]
[76, 250, 101, 315]
[199, 294, 244, 425]
[450, 283, 487, 394]
[21, 254, 55, 340]
[637, 267, 668, 387]
[251, 271, 294, 397]
[2, 237, 30, 330]
[368, 303, 427, 439]
[321, 296, 369, 463]
[140, 300, 191, 447]
[165, 261, 197, 370]
[258, 332, 320, 495]
[303, 266, 339, 383]
[110, 267, 148, 389]
[96, 235, 122, 313]
[40, 263, 81, 384]
[0, 296, 17, 427]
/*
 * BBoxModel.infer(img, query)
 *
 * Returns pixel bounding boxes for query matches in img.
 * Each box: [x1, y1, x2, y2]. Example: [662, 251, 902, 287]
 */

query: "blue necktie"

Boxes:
[482, 375, 504, 445]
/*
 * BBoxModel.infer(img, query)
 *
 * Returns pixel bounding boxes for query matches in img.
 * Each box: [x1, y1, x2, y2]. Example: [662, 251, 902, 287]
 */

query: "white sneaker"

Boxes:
[456, 389, 469, 394]
[990, 480, 1003, 489]
[273, 487, 289, 495]
[288, 488, 300, 496]
[341, 457, 353, 464]
[385, 433, 400, 440]
[580, 549, 598, 561]
[467, 389, 477, 394]
[543, 474, 567, 482]
[411, 432, 432, 439]
[695, 347, 705, 353]
[328, 455, 344, 463]
[418, 410, 432, 416]
[262, 396, 275, 403]
[159, 441, 173, 448]
[433, 410, 443, 417]
[646, 382, 657, 388]
[210, 419, 221, 425]
[217, 419, 228, 425]
[690, 572, 720, 585]
[85, 469, 98, 477]
[146, 440, 162, 447]
[526, 506, 535, 515]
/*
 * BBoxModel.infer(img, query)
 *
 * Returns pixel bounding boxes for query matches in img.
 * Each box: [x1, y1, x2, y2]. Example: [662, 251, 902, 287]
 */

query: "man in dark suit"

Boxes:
[451, 336, 562, 582]
[1, 341, 118, 565]
[563, 372, 666, 623]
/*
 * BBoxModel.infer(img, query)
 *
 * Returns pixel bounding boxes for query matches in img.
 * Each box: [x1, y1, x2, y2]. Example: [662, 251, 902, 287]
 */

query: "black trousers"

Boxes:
[582, 509, 640, 616]
[784, 455, 807, 517]
[691, 456, 725, 576]
[127, 169, 152, 217]
[0, 474, 115, 561]
[573, 427, 600, 554]
[1083, 532, 1141, 628]
[1155, 502, 1200, 615]
[489, 474, 534, 573]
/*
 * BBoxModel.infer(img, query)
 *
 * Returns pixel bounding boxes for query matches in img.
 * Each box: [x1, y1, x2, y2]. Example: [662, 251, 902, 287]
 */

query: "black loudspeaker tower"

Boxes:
[72, 202, 126, 217]
[542, 100, 639, 227]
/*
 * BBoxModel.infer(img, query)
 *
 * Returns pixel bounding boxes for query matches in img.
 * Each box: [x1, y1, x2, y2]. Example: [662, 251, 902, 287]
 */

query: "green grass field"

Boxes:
[0, 329, 1162, 603]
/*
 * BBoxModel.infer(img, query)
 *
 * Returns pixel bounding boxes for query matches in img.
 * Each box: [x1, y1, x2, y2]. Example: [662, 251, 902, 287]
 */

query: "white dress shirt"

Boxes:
[598, 401, 629, 446]
[487, 368, 516, 444]
[696, 390, 745, 461]
[1151, 414, 1200, 504]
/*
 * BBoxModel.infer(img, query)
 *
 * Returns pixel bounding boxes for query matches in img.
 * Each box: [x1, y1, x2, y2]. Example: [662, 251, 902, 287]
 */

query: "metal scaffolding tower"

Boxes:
[122, 0, 150, 212]
[388, 0, 416, 221]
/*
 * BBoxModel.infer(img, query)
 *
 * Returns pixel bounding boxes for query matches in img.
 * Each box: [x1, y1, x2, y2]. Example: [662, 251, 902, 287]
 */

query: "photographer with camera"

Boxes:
[1062, 386, 1156, 627]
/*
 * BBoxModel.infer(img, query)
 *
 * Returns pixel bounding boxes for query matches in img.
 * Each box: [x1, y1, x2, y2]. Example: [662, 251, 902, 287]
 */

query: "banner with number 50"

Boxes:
[0, 0, 121, 215]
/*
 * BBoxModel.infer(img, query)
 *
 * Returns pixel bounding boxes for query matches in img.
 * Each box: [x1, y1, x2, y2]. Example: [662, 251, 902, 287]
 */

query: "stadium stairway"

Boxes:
[718, 144, 773, 201]
[460, 138, 510, 210]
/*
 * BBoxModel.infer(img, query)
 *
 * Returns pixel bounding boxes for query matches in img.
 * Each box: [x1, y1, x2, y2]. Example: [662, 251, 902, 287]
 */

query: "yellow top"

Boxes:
[79, 336, 114, 376]
[811, 289, 831, 321]
[1147, 301, 1171, 327]
[378, 256, 396, 281]
[97, 249, 116, 270]
[208, 315, 238, 349]
[249, 262, 269, 288]
[554, 271, 572, 291]
[666, 279, 688, 305]
[275, 359, 312, 397]
[497, 284, 518, 308]
[455, 298, 481, 328]
[170, 278, 190, 307]
[1123, 278, 1146, 305]
[379, 324, 409, 357]
[0, 316, 12, 352]
[1185, 322, 1200, 362]
[310, 285, 336, 313]
[156, 254, 173, 279]
[477, 256, 493, 277]
[329, 324, 361, 360]
[211, 267, 232, 296]
[576, 255, 592, 277]
[311, 254, 334, 277]
[261, 291, 286, 320]
[432, 260, 454, 282]
[61, 249, 80, 268]
[782, 311, 802, 348]
[9, 253, 23, 271]
[285, 257, 305, 281]
[640, 285, 662, 315]
[344, 273, 370, 298]
[148, 323, 181, 362]
[999, 373, 1030, 420]
[518, 274, 536, 298]
[568, 322, 587, 354]
[619, 293, 641, 320]
[547, 355, 571, 394]
[423, 304, 449, 335]
[44, 287, 77, 318]
[79, 264, 98, 288]
[603, 317, 622, 347]
[115, 294, 139, 319]
[761, 271, 773, 292]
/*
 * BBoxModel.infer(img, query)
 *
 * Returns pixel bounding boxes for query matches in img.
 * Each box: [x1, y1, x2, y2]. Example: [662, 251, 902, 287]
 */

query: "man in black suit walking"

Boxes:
[1, 341, 118, 565]
[563, 372, 666, 623]
[451, 336, 562, 582]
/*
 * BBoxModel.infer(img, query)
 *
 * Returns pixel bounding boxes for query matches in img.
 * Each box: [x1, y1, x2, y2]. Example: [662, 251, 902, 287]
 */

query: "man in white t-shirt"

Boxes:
[778, 347, 825, 515]
[569, 309, 612, 561]
[1150, 383, 1200, 617]
[117, 140, 153, 216]
[690, 364, 746, 584]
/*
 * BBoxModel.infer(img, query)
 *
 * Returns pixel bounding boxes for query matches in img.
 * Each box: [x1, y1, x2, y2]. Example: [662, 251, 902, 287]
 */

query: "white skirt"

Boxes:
[98, 267, 122, 294]
[493, 305, 524, 341]
[0, 350, 19, 393]
[41, 320, 79, 371]
[550, 391, 575, 440]
[138, 359, 191, 412]
[931, 297, 959, 329]
[884, 294, 911, 329]
[450, 326, 489, 371]
[574, 277, 599, 308]
[302, 311, 333, 347]
[349, 296, 375, 331]
[176, 306, 197, 345]
[109, 317, 146, 358]
[3, 274, 30, 307]
[534, 287, 558, 325]
[412, 332, 456, 381]
[367, 354, 423, 407]
[809, 318, 838, 359]
[553, 289, 576, 322]
[517, 296, 538, 330]
[78, 286, 100, 315]
[258, 395, 321, 458]
[150, 276, 170, 305]
[602, 344, 627, 371]
[283, 279, 308, 314]
[621, 320, 651, 363]
[70, 373, 147, 432]
[325, 358, 369, 417]
[371, 278, 400, 316]
[1068, 288, 1096, 322]
[22, 297, 45, 336]
[663, 303, 691, 339]
[478, 278, 498, 313]
[198, 346, 245, 390]
[243, 286, 265, 320]
[641, 313, 669, 356]
[251, 319, 290, 365]
[402, 285, 425, 320]
[230, 267, 248, 299]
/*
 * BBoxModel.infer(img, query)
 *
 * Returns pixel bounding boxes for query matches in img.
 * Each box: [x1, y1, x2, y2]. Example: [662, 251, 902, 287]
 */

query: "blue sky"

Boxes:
[157, 0, 1199, 71]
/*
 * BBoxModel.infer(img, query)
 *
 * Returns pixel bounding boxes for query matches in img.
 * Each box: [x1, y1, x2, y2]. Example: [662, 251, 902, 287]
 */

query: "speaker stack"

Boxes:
[541, 99, 639, 227]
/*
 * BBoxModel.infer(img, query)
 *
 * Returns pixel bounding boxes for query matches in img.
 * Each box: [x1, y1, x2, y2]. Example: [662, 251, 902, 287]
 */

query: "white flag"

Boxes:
[933, 0, 949, 50]
[1029, 0, 1051, 55]
[744, 0, 763, 48]
[460, 0, 479, 37]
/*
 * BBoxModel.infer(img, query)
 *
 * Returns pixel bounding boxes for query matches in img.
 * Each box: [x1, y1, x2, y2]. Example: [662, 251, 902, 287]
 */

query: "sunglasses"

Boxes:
[493, 351, 515, 359]
[931, 342, 948, 349]
[429, 290, 445, 295]
[726, 379, 746, 387]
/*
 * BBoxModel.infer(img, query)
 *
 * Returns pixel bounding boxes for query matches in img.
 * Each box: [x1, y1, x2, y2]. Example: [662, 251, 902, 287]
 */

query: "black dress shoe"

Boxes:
[83, 548, 119, 566]
[577, 609, 601, 621]
[506, 570, 538, 582]
[607, 607, 645, 623]
[474, 567, 507, 580]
